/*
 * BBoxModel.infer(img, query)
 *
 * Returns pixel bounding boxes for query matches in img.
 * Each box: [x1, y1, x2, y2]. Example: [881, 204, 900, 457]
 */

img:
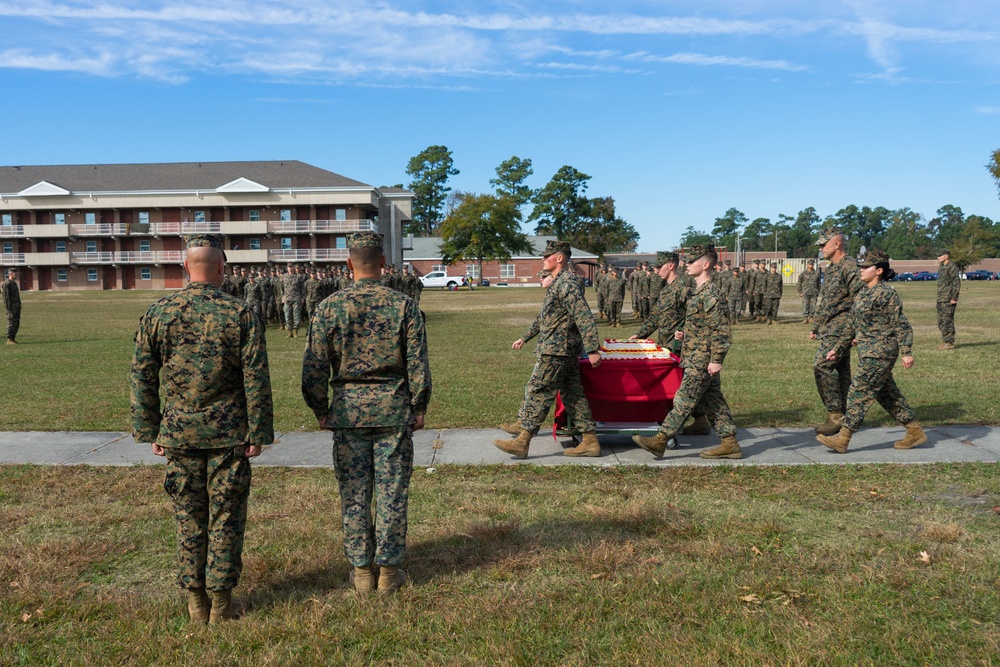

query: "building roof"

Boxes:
[0, 160, 373, 194]
[404, 235, 600, 261]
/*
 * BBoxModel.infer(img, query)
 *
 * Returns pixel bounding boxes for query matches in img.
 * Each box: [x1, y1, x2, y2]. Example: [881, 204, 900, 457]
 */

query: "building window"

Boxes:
[335, 237, 346, 249]
[280, 237, 292, 250]
[249, 238, 261, 250]
[139, 240, 151, 252]
[194, 211, 206, 223]
[54, 213, 66, 225]
[86, 241, 97, 253]
[56, 268, 68, 282]
[280, 209, 292, 222]
[2, 242, 12, 254]
[85, 212, 96, 225]
[55, 241, 66, 253]
[138, 211, 150, 224]
[1, 214, 11, 226]
[432, 265, 446, 273]
[465, 265, 480, 279]
[249, 210, 260, 222]
[499, 264, 516, 279]
[334, 208, 347, 221]
[87, 268, 98, 282]
[140, 268, 151, 281]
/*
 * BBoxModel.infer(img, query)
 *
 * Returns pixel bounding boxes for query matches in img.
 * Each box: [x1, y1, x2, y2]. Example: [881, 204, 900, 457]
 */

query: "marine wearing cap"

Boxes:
[542, 240, 571, 257]
[348, 231, 384, 249]
[657, 251, 679, 266]
[816, 227, 842, 246]
[686, 244, 714, 263]
[857, 247, 890, 267]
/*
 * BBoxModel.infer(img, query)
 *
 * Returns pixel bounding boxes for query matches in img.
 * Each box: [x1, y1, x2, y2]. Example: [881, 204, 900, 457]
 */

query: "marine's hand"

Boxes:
[246, 445, 261, 458]
[674, 330, 684, 340]
[825, 350, 837, 361]
[588, 352, 602, 367]
[809, 332, 818, 340]
[902, 355, 914, 369]
[512, 338, 525, 350]
[318, 415, 330, 430]
[628, 335, 640, 340]
[708, 362, 722, 376]
[413, 414, 425, 431]
[151, 443, 165, 456]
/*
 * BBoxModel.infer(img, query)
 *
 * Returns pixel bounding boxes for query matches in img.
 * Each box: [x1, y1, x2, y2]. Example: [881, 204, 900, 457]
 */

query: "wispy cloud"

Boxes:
[974, 106, 1000, 115]
[627, 51, 809, 72]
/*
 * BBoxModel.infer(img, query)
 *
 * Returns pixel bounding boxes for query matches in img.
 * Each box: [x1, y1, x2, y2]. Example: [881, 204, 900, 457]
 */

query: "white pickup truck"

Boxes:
[419, 271, 461, 289]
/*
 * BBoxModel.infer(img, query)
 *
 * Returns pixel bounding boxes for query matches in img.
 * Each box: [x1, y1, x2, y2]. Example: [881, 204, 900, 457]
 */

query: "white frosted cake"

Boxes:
[598, 339, 675, 360]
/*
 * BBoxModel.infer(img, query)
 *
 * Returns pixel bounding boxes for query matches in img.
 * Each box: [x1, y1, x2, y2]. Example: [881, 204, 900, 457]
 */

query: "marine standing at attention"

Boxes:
[302, 231, 431, 596]
[494, 240, 603, 459]
[3, 268, 20, 345]
[935, 249, 961, 350]
[815, 249, 927, 454]
[798, 260, 821, 323]
[130, 234, 273, 624]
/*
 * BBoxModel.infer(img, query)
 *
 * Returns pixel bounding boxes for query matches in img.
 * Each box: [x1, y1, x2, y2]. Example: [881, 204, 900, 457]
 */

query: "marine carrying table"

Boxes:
[554, 352, 683, 440]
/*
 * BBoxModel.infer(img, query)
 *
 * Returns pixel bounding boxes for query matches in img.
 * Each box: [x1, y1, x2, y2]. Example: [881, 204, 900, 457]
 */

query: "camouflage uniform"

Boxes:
[594, 268, 607, 318]
[604, 271, 626, 326]
[280, 268, 304, 331]
[244, 278, 263, 320]
[831, 278, 916, 432]
[304, 275, 322, 318]
[798, 265, 821, 319]
[812, 252, 863, 414]
[518, 266, 600, 435]
[628, 265, 642, 317]
[654, 277, 735, 440]
[130, 236, 274, 594]
[301, 233, 431, 569]
[764, 268, 783, 321]
[751, 264, 767, 319]
[727, 268, 743, 324]
[635, 266, 690, 356]
[936, 260, 961, 345]
[3, 273, 21, 343]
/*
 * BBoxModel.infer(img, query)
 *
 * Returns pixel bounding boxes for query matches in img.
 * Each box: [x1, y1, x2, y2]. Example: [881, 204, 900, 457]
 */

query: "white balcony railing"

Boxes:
[71, 251, 186, 265]
[0, 253, 26, 265]
[268, 219, 377, 234]
[267, 248, 350, 263]
[0, 225, 25, 238]
[71, 252, 117, 264]
[143, 222, 223, 235]
[70, 223, 129, 236]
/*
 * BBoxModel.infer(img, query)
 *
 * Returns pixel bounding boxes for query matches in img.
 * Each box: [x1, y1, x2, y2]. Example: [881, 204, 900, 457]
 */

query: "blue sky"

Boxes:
[2, 0, 999, 252]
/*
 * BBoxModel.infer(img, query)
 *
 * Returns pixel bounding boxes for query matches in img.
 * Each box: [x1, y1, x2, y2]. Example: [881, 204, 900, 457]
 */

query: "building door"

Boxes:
[164, 265, 183, 289]
[103, 266, 117, 290]
[38, 269, 51, 291]
[122, 267, 135, 290]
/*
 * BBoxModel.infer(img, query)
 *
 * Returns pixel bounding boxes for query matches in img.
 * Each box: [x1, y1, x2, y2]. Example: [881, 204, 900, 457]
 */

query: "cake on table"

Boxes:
[597, 339, 675, 360]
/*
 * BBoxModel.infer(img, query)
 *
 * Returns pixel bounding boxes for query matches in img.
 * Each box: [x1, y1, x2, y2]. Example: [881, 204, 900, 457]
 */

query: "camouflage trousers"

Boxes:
[306, 300, 319, 320]
[607, 300, 623, 325]
[283, 300, 302, 330]
[331, 426, 413, 567]
[657, 368, 736, 439]
[842, 356, 915, 432]
[813, 329, 852, 414]
[639, 297, 651, 321]
[802, 294, 817, 318]
[631, 293, 640, 316]
[936, 301, 957, 344]
[765, 297, 780, 319]
[752, 293, 765, 316]
[520, 354, 596, 434]
[6, 307, 19, 341]
[728, 296, 741, 323]
[163, 446, 251, 591]
[596, 293, 605, 316]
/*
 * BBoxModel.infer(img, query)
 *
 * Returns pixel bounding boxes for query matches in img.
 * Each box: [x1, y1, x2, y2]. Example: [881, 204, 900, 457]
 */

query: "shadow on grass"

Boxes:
[955, 341, 998, 349]
[734, 406, 810, 426]
[918, 401, 967, 423]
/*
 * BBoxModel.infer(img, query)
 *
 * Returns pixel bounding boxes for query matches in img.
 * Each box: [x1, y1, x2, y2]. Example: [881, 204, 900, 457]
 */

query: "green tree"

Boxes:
[987, 148, 1000, 198]
[569, 197, 639, 257]
[786, 207, 820, 257]
[405, 145, 459, 237]
[928, 204, 965, 251]
[438, 193, 533, 281]
[679, 226, 714, 249]
[711, 208, 746, 251]
[529, 166, 591, 240]
[879, 208, 929, 259]
[489, 156, 535, 208]
[741, 217, 772, 252]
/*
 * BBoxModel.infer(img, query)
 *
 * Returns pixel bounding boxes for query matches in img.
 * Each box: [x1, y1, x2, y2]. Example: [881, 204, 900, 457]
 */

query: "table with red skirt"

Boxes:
[554, 353, 683, 440]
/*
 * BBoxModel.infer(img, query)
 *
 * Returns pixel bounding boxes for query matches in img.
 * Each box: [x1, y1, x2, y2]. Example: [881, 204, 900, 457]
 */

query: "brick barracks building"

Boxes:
[0, 160, 413, 291]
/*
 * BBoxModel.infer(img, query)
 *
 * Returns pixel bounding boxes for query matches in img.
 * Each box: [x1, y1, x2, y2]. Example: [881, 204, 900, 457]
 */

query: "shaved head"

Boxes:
[185, 246, 225, 285]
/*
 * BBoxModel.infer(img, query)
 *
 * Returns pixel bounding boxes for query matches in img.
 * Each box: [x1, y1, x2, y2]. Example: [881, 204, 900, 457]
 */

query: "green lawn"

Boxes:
[1, 282, 998, 432]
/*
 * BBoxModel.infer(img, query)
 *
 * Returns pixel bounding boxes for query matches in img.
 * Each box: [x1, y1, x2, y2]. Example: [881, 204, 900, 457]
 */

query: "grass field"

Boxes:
[1, 284, 999, 665]
[1, 282, 998, 432]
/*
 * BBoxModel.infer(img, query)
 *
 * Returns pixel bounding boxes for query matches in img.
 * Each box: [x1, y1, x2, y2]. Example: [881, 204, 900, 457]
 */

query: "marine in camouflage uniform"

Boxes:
[751, 262, 768, 322]
[130, 234, 273, 624]
[811, 227, 863, 435]
[935, 250, 960, 349]
[763, 263, 783, 324]
[280, 264, 304, 336]
[495, 240, 603, 458]
[304, 271, 323, 319]
[797, 260, 821, 322]
[633, 245, 741, 460]
[633, 252, 689, 356]
[594, 266, 607, 320]
[628, 263, 642, 319]
[243, 274, 264, 320]
[727, 266, 743, 325]
[3, 269, 21, 344]
[604, 268, 626, 327]
[816, 249, 926, 453]
[745, 260, 759, 318]
[302, 231, 431, 595]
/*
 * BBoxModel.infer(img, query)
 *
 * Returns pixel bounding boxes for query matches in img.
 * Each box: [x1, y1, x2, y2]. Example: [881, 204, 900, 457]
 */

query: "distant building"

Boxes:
[404, 236, 599, 285]
[0, 160, 412, 291]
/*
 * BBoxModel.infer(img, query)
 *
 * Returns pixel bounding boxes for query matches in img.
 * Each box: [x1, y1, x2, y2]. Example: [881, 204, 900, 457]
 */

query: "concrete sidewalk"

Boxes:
[0, 424, 998, 467]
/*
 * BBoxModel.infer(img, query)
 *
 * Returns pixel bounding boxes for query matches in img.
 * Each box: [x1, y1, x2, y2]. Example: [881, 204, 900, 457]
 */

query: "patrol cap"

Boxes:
[937, 248, 950, 257]
[816, 226, 842, 246]
[185, 233, 226, 260]
[542, 239, 571, 257]
[348, 231, 383, 249]
[807, 259, 815, 266]
[857, 247, 889, 268]
[656, 251, 679, 266]
[686, 244, 714, 263]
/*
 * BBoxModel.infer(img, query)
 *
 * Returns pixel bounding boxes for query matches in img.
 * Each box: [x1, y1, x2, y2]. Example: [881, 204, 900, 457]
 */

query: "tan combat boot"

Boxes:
[187, 587, 211, 624]
[498, 420, 523, 436]
[292, 328, 298, 338]
[817, 426, 853, 454]
[802, 317, 810, 324]
[700, 435, 742, 459]
[682, 414, 712, 436]
[208, 589, 246, 624]
[814, 412, 844, 436]
[564, 431, 601, 457]
[894, 422, 928, 450]
[377, 566, 407, 595]
[493, 429, 531, 459]
[939, 343, 954, 350]
[632, 432, 669, 457]
[349, 564, 376, 596]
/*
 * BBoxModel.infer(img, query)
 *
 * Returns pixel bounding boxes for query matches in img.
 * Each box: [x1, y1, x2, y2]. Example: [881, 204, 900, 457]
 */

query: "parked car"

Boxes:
[894, 272, 914, 282]
[963, 270, 994, 281]
[912, 271, 937, 281]
[419, 271, 461, 289]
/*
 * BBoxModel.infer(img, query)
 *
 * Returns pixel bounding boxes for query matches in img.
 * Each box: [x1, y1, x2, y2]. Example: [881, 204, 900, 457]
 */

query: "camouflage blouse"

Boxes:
[812, 255, 862, 335]
[636, 274, 690, 347]
[678, 280, 731, 370]
[834, 282, 913, 360]
[521, 269, 600, 357]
